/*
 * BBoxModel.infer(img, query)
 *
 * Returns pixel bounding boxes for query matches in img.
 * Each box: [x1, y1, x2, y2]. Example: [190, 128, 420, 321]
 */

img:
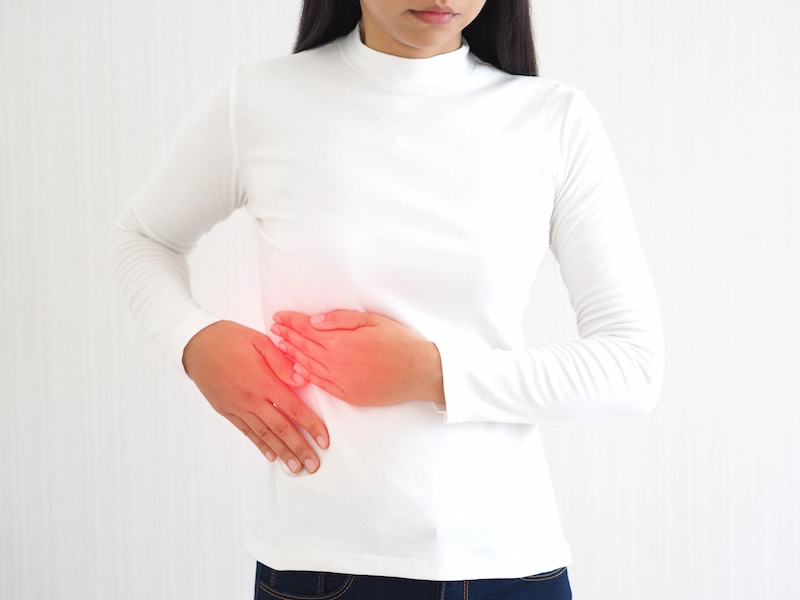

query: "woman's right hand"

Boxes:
[181, 319, 329, 474]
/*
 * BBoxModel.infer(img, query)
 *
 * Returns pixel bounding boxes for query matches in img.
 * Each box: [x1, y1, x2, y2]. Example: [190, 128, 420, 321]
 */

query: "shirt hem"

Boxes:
[244, 534, 573, 581]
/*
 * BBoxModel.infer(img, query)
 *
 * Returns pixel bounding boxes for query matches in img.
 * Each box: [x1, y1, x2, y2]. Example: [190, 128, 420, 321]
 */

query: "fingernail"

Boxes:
[271, 324, 280, 335]
[273, 314, 283, 324]
[265, 449, 276, 461]
[288, 458, 300, 472]
[304, 458, 317, 473]
[316, 435, 327, 449]
[310, 314, 324, 323]
[292, 373, 305, 384]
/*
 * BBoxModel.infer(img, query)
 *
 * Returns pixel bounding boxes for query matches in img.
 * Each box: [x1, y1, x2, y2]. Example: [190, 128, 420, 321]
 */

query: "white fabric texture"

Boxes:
[109, 20, 664, 580]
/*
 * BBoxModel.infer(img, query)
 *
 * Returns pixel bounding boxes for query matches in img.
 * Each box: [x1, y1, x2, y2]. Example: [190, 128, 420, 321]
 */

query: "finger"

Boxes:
[252, 334, 331, 451]
[240, 409, 309, 473]
[226, 412, 278, 462]
[268, 382, 330, 454]
[253, 334, 308, 389]
[278, 309, 370, 331]
[274, 338, 307, 376]
[257, 403, 322, 474]
[276, 339, 310, 385]
[290, 359, 346, 402]
[308, 309, 374, 331]
[270, 321, 327, 361]
[275, 337, 331, 381]
[272, 312, 329, 347]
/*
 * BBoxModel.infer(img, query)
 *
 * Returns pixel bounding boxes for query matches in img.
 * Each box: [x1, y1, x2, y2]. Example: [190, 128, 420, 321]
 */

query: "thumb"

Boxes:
[309, 310, 366, 330]
[256, 334, 307, 388]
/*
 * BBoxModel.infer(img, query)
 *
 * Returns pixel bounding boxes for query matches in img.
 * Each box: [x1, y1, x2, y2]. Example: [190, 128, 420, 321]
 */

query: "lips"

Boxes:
[415, 5, 455, 13]
[409, 10, 457, 24]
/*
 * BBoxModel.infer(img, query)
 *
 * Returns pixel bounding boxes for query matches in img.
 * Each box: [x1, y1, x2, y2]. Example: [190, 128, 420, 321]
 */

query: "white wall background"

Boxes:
[1, 0, 797, 598]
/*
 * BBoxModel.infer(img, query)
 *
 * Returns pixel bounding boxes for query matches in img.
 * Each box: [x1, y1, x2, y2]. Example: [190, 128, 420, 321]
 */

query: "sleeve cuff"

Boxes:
[426, 337, 480, 424]
[167, 308, 226, 379]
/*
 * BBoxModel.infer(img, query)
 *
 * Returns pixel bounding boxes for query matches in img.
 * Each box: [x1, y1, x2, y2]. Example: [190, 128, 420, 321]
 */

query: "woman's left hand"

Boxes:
[270, 309, 439, 408]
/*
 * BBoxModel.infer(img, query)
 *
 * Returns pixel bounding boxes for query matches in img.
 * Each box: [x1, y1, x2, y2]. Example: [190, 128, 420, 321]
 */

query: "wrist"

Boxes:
[182, 320, 227, 378]
[419, 341, 445, 404]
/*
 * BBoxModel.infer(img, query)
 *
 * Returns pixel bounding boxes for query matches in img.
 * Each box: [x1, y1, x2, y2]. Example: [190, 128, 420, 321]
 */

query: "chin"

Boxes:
[397, 28, 456, 51]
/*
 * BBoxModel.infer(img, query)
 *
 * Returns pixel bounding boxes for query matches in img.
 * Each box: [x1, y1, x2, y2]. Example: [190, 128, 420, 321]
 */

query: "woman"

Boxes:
[109, 0, 665, 598]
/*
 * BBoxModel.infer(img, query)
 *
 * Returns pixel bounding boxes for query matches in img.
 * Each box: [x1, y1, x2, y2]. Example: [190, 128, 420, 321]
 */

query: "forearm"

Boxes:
[417, 341, 445, 404]
[109, 204, 223, 375]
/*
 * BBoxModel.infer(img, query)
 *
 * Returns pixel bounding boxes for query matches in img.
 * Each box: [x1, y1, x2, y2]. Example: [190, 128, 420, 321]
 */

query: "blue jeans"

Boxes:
[254, 561, 572, 599]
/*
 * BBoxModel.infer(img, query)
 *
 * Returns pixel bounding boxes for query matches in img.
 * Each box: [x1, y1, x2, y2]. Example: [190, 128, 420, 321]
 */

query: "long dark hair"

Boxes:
[292, 0, 538, 77]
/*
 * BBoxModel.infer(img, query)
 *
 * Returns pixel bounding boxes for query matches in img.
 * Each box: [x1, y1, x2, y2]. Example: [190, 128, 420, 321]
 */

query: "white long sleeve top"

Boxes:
[109, 20, 664, 581]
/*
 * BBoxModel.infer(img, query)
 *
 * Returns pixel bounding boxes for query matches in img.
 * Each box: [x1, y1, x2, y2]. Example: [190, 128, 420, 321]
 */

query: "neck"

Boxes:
[359, 10, 462, 59]
[337, 20, 474, 87]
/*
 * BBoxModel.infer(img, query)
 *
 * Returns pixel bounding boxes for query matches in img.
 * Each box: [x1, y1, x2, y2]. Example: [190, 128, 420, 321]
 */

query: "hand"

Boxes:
[182, 320, 329, 474]
[269, 309, 442, 408]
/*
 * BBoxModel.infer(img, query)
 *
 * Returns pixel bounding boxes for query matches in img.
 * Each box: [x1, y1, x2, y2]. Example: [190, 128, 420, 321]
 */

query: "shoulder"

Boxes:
[233, 40, 341, 85]
[466, 58, 590, 134]
[469, 56, 585, 109]
[531, 75, 585, 105]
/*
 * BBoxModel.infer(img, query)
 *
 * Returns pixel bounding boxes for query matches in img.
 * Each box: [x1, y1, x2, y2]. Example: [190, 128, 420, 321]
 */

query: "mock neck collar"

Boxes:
[336, 20, 475, 87]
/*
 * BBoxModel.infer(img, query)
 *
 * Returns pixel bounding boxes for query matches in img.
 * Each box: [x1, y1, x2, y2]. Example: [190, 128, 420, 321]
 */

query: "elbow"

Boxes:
[627, 345, 665, 417]
[108, 220, 130, 274]
[616, 375, 661, 419]
[630, 384, 661, 417]
[612, 330, 665, 418]
[108, 225, 120, 271]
